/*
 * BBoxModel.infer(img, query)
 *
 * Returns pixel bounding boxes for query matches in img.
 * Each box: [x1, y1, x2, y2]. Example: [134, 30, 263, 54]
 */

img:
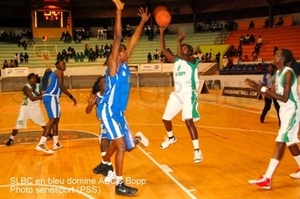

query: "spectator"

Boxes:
[248, 20, 254, 30]
[60, 32, 66, 41]
[257, 35, 263, 47]
[249, 34, 255, 45]
[9, 59, 15, 67]
[230, 45, 237, 56]
[237, 44, 243, 57]
[243, 55, 250, 62]
[222, 56, 228, 68]
[239, 35, 245, 45]
[14, 53, 19, 66]
[24, 52, 29, 63]
[3, 60, 9, 69]
[244, 34, 250, 45]
[153, 49, 159, 60]
[275, 17, 284, 27]
[19, 53, 24, 64]
[147, 52, 152, 63]
[263, 18, 269, 28]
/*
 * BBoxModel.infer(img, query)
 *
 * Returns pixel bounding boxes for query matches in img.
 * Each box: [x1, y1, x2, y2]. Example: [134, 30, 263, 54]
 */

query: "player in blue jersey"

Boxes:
[246, 49, 300, 189]
[35, 60, 77, 154]
[95, 0, 150, 196]
[158, 26, 203, 163]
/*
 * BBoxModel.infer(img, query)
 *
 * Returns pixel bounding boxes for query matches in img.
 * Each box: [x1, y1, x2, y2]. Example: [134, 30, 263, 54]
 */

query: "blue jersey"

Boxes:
[102, 62, 131, 111]
[44, 71, 61, 96]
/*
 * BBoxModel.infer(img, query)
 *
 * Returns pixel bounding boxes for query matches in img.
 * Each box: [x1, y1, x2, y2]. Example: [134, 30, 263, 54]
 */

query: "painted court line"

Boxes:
[137, 146, 197, 199]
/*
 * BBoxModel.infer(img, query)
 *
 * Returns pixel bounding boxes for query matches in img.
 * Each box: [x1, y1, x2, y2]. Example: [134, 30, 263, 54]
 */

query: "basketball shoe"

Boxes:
[115, 181, 138, 196]
[6, 139, 14, 146]
[135, 132, 149, 147]
[290, 168, 300, 179]
[248, 176, 271, 189]
[53, 142, 63, 150]
[160, 136, 177, 149]
[93, 163, 113, 176]
[35, 144, 54, 154]
[193, 149, 203, 163]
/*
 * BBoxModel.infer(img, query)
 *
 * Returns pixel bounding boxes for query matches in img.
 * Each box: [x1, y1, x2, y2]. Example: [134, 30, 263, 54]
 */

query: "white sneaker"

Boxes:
[104, 170, 116, 184]
[290, 168, 300, 179]
[135, 131, 149, 147]
[160, 136, 177, 149]
[193, 150, 203, 163]
[35, 144, 54, 154]
[53, 142, 63, 150]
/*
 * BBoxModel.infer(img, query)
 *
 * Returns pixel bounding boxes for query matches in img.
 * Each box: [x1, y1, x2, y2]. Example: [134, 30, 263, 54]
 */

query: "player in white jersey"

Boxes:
[158, 26, 203, 163]
[245, 49, 300, 189]
[6, 73, 46, 146]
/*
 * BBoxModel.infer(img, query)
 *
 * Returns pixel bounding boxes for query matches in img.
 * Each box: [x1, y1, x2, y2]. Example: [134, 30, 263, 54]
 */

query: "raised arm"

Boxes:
[108, 0, 124, 77]
[56, 70, 77, 105]
[176, 30, 196, 63]
[159, 26, 175, 63]
[126, 7, 150, 58]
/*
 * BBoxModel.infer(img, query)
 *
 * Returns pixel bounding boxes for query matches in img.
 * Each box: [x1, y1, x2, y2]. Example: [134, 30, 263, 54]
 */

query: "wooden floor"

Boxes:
[1, 87, 300, 199]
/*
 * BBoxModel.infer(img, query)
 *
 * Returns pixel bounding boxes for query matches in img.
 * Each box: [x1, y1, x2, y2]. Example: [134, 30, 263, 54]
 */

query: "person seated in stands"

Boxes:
[275, 17, 284, 27]
[19, 37, 27, 50]
[60, 32, 66, 41]
[222, 56, 228, 68]
[243, 54, 250, 62]
[160, 51, 165, 62]
[64, 31, 72, 43]
[3, 60, 9, 69]
[9, 59, 15, 67]
[99, 45, 104, 58]
[24, 52, 29, 63]
[79, 52, 85, 62]
[252, 52, 258, 61]
[252, 43, 261, 57]
[230, 45, 237, 57]
[237, 44, 243, 57]
[249, 34, 255, 45]
[257, 35, 263, 47]
[88, 48, 96, 62]
[215, 52, 221, 63]
[84, 44, 89, 57]
[244, 34, 250, 45]
[239, 35, 245, 45]
[147, 52, 152, 63]
[19, 53, 24, 64]
[153, 49, 159, 60]
[75, 53, 80, 62]
[263, 18, 269, 28]
[248, 20, 254, 30]
[14, 53, 19, 67]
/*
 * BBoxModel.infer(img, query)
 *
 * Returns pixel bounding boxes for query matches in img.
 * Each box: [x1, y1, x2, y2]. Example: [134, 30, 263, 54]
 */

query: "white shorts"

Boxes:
[14, 105, 46, 129]
[162, 91, 200, 121]
[275, 106, 300, 145]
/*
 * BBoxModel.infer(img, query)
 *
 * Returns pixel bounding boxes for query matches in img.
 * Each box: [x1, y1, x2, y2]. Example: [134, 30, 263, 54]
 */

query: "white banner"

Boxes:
[162, 63, 173, 73]
[3, 67, 29, 77]
[139, 63, 162, 73]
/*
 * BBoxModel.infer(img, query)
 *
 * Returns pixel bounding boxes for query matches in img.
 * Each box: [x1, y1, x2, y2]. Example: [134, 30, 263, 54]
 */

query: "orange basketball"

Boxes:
[153, 6, 171, 27]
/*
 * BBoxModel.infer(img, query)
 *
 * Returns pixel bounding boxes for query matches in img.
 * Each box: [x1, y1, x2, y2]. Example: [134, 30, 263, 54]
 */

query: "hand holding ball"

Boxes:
[153, 6, 171, 27]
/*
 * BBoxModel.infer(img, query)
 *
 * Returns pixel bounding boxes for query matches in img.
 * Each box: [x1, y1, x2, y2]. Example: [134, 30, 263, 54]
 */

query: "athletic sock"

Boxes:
[10, 135, 15, 140]
[101, 160, 108, 165]
[293, 155, 300, 167]
[264, 158, 279, 179]
[101, 152, 106, 157]
[167, 131, 173, 138]
[116, 176, 123, 185]
[192, 139, 199, 150]
[53, 136, 58, 145]
[38, 136, 47, 145]
[107, 162, 112, 166]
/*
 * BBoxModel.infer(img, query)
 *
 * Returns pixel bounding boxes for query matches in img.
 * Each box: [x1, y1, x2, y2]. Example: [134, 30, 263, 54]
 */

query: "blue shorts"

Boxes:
[43, 95, 60, 119]
[99, 103, 135, 150]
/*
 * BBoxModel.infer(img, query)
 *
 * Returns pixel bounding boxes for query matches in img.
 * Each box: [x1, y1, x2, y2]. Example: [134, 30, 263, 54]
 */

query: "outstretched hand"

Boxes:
[112, 0, 124, 10]
[244, 78, 262, 91]
[178, 30, 185, 41]
[138, 7, 151, 23]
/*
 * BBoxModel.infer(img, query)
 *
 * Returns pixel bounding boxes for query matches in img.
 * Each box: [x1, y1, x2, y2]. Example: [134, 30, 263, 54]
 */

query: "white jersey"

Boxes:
[275, 66, 300, 107]
[21, 83, 42, 108]
[173, 57, 200, 92]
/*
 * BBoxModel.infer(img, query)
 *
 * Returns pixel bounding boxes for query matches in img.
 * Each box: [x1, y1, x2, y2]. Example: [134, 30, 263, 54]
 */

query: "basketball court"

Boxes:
[1, 87, 300, 198]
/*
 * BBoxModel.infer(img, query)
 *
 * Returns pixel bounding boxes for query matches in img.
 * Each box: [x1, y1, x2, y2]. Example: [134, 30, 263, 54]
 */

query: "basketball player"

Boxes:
[35, 60, 77, 154]
[246, 49, 300, 189]
[158, 26, 203, 163]
[85, 76, 113, 176]
[6, 73, 46, 146]
[96, 0, 150, 196]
